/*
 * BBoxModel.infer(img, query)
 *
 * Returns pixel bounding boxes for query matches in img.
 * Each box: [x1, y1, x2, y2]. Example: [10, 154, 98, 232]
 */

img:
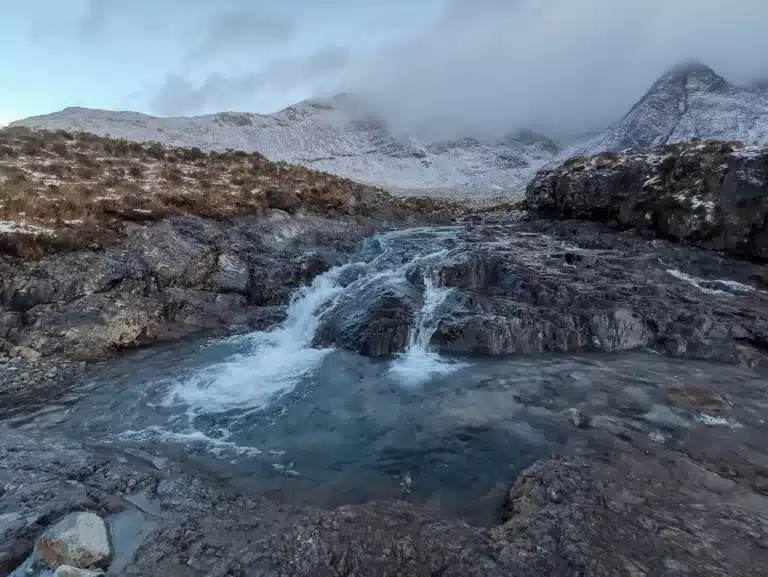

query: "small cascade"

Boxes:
[164, 265, 352, 414]
[389, 276, 468, 386]
[164, 227, 467, 413]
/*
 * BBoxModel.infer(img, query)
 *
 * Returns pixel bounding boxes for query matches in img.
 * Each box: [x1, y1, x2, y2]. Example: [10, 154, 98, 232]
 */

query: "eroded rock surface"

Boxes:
[315, 221, 768, 366]
[0, 211, 425, 361]
[526, 141, 768, 260]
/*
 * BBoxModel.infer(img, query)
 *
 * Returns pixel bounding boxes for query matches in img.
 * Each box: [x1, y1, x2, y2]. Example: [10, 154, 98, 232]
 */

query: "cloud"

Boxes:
[342, 0, 768, 141]
[184, 10, 295, 63]
[149, 46, 351, 116]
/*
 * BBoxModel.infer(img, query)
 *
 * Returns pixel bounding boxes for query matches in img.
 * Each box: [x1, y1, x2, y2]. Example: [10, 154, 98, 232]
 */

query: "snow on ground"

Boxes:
[11, 98, 558, 199]
[0, 220, 55, 235]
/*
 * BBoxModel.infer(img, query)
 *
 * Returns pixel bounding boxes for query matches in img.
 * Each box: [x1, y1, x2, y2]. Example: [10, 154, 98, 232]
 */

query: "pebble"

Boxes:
[567, 408, 591, 429]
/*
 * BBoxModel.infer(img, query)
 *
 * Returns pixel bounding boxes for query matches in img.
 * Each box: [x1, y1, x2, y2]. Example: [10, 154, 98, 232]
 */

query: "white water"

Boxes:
[164, 265, 351, 414]
[163, 228, 468, 418]
[666, 269, 760, 296]
[390, 277, 469, 386]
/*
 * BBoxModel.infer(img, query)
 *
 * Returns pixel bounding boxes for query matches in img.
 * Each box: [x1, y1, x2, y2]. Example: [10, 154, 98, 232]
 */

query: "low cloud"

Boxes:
[343, 0, 768, 141]
[149, 46, 351, 116]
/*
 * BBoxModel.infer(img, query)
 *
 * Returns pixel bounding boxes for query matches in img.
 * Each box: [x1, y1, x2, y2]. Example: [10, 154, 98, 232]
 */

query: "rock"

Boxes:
[9, 345, 42, 361]
[428, 220, 768, 366]
[525, 140, 768, 260]
[566, 408, 590, 429]
[314, 281, 423, 357]
[54, 565, 105, 577]
[34, 512, 112, 569]
[0, 213, 388, 360]
[665, 383, 732, 413]
[265, 187, 300, 213]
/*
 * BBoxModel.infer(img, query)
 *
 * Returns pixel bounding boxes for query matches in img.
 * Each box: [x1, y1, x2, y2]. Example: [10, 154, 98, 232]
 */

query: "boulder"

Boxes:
[34, 512, 112, 569]
[9, 345, 42, 361]
[314, 281, 423, 357]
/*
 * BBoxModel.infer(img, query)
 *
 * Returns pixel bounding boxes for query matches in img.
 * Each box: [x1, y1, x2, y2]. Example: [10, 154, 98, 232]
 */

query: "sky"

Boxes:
[2, 0, 768, 139]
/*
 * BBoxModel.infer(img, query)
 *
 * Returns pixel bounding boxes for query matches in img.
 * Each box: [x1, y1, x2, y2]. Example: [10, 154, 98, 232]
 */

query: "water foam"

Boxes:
[390, 277, 469, 386]
[164, 266, 350, 414]
[666, 269, 760, 296]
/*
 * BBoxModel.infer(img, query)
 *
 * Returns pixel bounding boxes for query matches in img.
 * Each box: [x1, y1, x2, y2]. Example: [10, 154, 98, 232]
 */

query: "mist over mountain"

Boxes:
[337, 0, 768, 142]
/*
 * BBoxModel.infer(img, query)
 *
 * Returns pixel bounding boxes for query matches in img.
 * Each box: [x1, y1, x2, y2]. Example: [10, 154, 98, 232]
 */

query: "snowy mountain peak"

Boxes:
[636, 59, 729, 104]
[558, 61, 768, 162]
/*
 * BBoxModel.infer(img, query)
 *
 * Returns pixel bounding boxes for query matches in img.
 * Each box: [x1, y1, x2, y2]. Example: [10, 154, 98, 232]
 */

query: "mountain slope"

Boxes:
[558, 61, 768, 161]
[11, 96, 558, 199]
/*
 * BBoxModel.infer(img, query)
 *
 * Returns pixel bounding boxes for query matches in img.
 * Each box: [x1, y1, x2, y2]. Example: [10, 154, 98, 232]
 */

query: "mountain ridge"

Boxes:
[555, 61, 768, 162]
[11, 61, 768, 197]
[11, 99, 559, 199]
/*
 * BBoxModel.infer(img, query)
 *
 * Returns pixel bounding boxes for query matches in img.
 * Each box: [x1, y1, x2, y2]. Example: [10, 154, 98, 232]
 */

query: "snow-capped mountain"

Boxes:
[557, 60, 768, 161]
[10, 95, 558, 198]
[12, 61, 768, 197]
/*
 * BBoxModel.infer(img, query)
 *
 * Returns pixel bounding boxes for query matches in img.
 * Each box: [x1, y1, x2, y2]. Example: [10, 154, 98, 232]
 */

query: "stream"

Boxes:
[6, 227, 768, 525]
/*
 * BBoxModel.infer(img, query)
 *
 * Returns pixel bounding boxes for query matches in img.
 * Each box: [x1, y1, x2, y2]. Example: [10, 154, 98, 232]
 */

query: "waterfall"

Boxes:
[164, 265, 351, 414]
[389, 276, 468, 386]
[165, 228, 468, 413]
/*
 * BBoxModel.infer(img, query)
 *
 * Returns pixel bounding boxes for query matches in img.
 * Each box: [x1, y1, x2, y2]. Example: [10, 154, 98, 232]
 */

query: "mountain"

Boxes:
[557, 60, 768, 161]
[10, 95, 559, 199]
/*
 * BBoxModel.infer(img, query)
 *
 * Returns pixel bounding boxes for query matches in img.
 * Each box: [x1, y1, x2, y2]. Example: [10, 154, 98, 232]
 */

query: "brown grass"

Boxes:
[0, 127, 462, 260]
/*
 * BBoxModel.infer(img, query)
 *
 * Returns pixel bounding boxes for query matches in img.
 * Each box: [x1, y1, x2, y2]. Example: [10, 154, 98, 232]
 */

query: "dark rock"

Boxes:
[427, 221, 768, 366]
[525, 141, 768, 260]
[0, 213, 386, 360]
[314, 282, 423, 357]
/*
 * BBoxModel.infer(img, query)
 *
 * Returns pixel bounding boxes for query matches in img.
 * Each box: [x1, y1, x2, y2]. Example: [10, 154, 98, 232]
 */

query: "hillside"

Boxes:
[0, 126, 455, 259]
[11, 96, 559, 199]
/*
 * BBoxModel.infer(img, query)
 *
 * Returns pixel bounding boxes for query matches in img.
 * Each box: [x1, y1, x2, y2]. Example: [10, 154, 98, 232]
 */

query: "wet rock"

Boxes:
[0, 213, 385, 361]
[665, 383, 733, 413]
[525, 140, 768, 260]
[566, 408, 590, 429]
[213, 253, 249, 293]
[34, 512, 112, 569]
[315, 282, 422, 357]
[493, 455, 768, 576]
[430, 220, 768, 366]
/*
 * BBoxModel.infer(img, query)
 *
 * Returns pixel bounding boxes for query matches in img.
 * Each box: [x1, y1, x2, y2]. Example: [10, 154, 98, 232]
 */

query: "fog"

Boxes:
[338, 0, 768, 141]
[68, 0, 768, 142]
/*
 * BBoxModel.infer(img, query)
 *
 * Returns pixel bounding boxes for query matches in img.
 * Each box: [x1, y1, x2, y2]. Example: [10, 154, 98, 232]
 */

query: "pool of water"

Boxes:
[5, 227, 767, 525]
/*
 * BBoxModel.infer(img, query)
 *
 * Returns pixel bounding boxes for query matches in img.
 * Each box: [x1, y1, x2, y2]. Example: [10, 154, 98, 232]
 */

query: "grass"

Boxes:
[0, 127, 460, 259]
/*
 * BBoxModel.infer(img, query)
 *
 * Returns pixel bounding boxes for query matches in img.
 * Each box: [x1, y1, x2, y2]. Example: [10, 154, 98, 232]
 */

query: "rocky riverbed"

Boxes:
[2, 139, 768, 576]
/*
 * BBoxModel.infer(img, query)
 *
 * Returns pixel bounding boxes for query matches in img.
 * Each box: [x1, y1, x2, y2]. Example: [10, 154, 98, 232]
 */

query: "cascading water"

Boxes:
[389, 276, 468, 386]
[82, 227, 472, 463]
[11, 224, 768, 527]
[163, 227, 466, 414]
[164, 264, 353, 414]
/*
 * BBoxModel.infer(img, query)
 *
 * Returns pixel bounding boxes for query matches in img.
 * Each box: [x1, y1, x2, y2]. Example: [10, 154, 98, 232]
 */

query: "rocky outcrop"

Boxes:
[317, 221, 768, 367]
[0, 209, 447, 361]
[4, 407, 768, 577]
[526, 141, 768, 260]
[34, 512, 111, 570]
[314, 281, 423, 357]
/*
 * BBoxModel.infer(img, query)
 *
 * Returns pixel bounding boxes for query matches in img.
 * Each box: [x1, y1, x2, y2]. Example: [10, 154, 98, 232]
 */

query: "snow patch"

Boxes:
[0, 220, 55, 236]
[666, 269, 758, 296]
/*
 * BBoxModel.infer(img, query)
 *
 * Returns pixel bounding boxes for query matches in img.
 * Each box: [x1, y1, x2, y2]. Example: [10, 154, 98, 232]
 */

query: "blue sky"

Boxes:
[3, 0, 768, 138]
[1, 0, 447, 124]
